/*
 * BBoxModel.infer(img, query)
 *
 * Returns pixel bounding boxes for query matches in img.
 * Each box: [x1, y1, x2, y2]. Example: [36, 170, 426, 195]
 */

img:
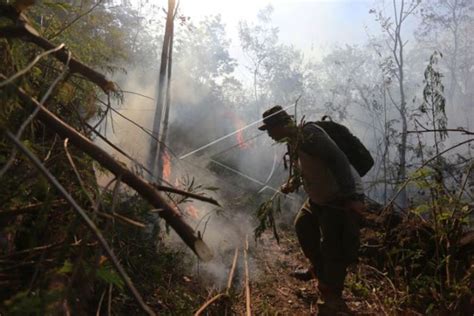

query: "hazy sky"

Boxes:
[172, 0, 380, 82]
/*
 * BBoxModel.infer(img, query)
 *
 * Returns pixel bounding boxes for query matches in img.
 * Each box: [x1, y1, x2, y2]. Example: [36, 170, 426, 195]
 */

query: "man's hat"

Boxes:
[258, 105, 293, 131]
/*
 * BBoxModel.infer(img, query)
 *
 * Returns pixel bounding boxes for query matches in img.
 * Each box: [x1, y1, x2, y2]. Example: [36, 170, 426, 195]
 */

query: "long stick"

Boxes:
[2, 78, 213, 261]
[226, 248, 239, 293]
[244, 236, 251, 316]
[5, 131, 155, 316]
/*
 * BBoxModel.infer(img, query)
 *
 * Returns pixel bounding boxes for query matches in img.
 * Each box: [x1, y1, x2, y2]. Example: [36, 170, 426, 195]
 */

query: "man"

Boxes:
[258, 105, 365, 312]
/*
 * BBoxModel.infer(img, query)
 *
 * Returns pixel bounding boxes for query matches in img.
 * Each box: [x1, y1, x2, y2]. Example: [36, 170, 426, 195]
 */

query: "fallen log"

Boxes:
[1, 77, 213, 262]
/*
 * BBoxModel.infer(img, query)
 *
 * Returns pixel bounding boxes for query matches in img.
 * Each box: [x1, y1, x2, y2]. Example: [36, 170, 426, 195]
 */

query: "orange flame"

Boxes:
[185, 205, 199, 219]
[162, 150, 171, 181]
[234, 117, 249, 149]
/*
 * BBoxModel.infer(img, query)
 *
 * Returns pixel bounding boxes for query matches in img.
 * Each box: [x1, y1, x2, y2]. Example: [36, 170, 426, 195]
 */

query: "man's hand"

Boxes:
[343, 200, 366, 217]
[280, 182, 293, 194]
[280, 178, 300, 194]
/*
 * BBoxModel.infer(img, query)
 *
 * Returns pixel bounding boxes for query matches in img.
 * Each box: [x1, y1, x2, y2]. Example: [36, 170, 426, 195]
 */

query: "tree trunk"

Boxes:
[156, 4, 175, 185]
[148, 0, 176, 181]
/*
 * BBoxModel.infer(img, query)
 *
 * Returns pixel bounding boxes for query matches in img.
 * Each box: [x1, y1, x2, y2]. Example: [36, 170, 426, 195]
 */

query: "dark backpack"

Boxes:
[312, 117, 374, 177]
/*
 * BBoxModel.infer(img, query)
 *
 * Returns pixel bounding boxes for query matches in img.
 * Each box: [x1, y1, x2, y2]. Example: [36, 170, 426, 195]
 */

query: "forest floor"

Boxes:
[150, 226, 394, 316]
[229, 230, 388, 316]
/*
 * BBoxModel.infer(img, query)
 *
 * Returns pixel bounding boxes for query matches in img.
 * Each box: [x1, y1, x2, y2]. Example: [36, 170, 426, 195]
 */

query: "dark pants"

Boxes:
[294, 199, 360, 293]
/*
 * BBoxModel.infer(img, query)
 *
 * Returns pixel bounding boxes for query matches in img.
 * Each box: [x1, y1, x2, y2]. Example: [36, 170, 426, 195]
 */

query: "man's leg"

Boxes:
[342, 208, 361, 265]
[293, 199, 323, 279]
[315, 203, 359, 298]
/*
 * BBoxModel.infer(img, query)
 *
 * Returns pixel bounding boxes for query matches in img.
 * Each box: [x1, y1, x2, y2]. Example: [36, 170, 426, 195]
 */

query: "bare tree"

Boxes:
[371, 0, 421, 207]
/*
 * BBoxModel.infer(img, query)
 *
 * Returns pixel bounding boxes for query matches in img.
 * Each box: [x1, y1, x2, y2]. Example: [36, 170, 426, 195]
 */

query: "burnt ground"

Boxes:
[189, 227, 392, 316]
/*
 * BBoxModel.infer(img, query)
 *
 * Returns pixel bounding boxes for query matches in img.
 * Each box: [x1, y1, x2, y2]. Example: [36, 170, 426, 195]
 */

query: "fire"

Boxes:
[233, 116, 249, 149]
[162, 150, 171, 181]
[223, 111, 250, 149]
[185, 205, 199, 219]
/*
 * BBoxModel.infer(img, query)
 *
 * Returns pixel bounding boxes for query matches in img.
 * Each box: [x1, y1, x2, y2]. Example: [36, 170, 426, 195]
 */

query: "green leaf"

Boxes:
[413, 204, 429, 216]
[204, 186, 219, 192]
[43, 1, 73, 13]
[96, 265, 124, 290]
[58, 260, 73, 274]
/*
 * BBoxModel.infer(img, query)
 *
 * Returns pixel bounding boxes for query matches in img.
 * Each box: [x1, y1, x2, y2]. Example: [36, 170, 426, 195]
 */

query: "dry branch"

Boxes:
[1, 76, 213, 262]
[0, 4, 115, 93]
[95, 210, 146, 229]
[152, 183, 220, 206]
[407, 128, 474, 135]
[0, 25, 114, 93]
[226, 248, 239, 293]
[0, 199, 66, 218]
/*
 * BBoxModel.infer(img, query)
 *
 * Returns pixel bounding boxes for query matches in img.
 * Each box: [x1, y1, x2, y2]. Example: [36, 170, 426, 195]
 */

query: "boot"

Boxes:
[317, 283, 351, 315]
[290, 266, 316, 281]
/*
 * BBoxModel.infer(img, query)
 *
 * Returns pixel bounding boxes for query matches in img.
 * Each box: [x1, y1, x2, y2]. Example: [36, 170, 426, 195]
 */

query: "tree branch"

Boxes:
[407, 128, 473, 135]
[0, 17, 117, 94]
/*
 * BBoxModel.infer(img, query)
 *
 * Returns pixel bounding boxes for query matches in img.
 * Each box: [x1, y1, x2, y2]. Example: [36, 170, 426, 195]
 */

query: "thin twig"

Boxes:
[362, 264, 399, 296]
[107, 284, 113, 316]
[152, 183, 220, 206]
[95, 210, 146, 229]
[4, 131, 155, 316]
[407, 128, 473, 135]
[0, 43, 65, 87]
[0, 241, 64, 259]
[96, 288, 106, 316]
[457, 161, 473, 201]
[64, 138, 95, 205]
[0, 199, 66, 218]
[49, 0, 104, 40]
[121, 90, 154, 100]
